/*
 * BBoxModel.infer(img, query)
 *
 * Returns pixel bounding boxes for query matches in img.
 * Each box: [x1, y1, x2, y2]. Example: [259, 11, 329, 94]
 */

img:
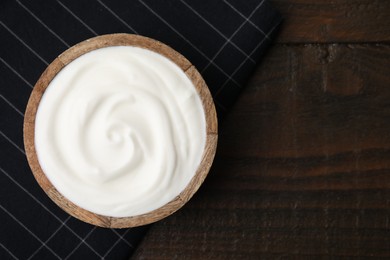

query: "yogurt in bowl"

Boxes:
[24, 34, 217, 228]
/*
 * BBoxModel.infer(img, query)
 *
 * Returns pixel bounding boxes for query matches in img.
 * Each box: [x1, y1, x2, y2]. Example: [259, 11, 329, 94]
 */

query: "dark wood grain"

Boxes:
[133, 1, 390, 258]
[274, 0, 390, 43]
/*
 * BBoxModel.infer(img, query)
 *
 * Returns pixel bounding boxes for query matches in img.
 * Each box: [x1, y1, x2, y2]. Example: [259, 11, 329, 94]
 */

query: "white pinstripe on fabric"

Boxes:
[0, 243, 18, 260]
[56, 0, 98, 36]
[0, 130, 25, 154]
[0, 57, 34, 88]
[0, 167, 103, 258]
[179, 0, 255, 63]
[216, 21, 279, 95]
[111, 229, 132, 247]
[0, 204, 62, 260]
[0, 21, 49, 65]
[200, 0, 266, 74]
[27, 216, 72, 260]
[213, 99, 227, 111]
[0, 95, 24, 117]
[223, 0, 270, 39]
[64, 227, 97, 260]
[138, 0, 240, 86]
[15, 0, 71, 48]
[96, 0, 138, 34]
[103, 229, 132, 258]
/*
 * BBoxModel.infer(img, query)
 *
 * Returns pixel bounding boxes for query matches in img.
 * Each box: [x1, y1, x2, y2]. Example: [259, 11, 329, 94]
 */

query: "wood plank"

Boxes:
[133, 44, 390, 259]
[272, 0, 390, 43]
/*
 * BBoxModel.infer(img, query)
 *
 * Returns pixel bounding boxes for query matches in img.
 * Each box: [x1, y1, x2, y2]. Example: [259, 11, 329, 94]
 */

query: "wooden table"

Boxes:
[133, 1, 390, 258]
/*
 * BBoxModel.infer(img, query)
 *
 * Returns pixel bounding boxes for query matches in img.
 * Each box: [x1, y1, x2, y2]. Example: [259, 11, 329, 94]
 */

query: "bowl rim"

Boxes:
[23, 33, 218, 228]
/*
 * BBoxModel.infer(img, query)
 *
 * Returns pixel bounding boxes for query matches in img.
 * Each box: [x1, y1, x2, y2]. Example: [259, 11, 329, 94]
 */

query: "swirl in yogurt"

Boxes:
[35, 46, 206, 217]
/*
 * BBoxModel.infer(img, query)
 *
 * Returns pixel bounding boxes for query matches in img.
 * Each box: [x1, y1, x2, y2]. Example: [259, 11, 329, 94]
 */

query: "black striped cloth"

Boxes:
[0, 0, 281, 259]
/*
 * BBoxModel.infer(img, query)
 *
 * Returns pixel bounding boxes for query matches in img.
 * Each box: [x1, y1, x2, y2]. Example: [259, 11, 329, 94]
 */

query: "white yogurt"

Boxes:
[35, 46, 206, 217]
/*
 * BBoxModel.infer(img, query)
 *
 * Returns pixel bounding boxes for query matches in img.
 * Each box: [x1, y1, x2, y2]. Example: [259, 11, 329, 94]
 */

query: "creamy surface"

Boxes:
[35, 46, 206, 217]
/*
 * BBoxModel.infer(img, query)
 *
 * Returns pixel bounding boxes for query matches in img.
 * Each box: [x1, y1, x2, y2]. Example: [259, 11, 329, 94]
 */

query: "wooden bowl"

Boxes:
[23, 33, 218, 228]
